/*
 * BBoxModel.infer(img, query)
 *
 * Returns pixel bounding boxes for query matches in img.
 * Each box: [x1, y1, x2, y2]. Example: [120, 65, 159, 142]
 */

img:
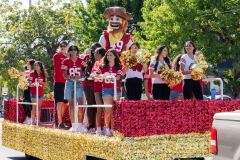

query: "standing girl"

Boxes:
[149, 45, 171, 100]
[125, 43, 148, 100]
[96, 49, 123, 136]
[23, 59, 35, 124]
[82, 42, 101, 131]
[91, 47, 106, 134]
[62, 45, 87, 133]
[179, 41, 203, 100]
[29, 61, 47, 125]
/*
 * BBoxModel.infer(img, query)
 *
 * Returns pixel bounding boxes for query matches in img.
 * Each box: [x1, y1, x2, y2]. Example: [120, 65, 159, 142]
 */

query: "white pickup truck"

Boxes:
[211, 110, 240, 160]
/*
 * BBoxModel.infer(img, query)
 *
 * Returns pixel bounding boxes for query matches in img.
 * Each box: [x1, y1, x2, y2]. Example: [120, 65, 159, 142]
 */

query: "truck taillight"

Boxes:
[211, 127, 218, 154]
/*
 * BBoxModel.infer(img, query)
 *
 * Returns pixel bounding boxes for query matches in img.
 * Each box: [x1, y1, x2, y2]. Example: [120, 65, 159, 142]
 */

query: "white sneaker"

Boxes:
[77, 123, 88, 133]
[88, 128, 96, 134]
[27, 118, 32, 125]
[95, 128, 102, 135]
[104, 128, 112, 136]
[69, 123, 79, 132]
[23, 117, 28, 124]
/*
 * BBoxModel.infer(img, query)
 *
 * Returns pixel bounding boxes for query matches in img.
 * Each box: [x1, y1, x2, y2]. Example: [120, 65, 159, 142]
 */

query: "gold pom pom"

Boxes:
[18, 76, 29, 90]
[159, 65, 183, 88]
[136, 49, 152, 64]
[8, 67, 20, 79]
[190, 52, 208, 80]
[120, 50, 137, 68]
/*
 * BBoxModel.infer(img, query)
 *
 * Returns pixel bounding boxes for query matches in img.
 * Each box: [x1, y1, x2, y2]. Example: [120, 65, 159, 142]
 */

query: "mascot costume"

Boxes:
[99, 7, 133, 56]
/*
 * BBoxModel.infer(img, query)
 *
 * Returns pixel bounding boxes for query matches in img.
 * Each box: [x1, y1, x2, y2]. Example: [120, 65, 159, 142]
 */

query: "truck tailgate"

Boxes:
[212, 111, 240, 160]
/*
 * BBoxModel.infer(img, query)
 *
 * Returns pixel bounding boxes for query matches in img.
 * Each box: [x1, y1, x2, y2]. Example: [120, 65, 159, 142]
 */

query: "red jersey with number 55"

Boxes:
[61, 58, 83, 77]
[96, 65, 123, 92]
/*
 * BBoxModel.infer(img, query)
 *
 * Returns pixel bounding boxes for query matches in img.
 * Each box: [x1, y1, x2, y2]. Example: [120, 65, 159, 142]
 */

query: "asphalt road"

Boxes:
[0, 118, 25, 160]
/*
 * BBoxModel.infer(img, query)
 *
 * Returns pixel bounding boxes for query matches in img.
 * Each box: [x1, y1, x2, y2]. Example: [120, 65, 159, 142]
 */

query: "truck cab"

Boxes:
[211, 110, 240, 160]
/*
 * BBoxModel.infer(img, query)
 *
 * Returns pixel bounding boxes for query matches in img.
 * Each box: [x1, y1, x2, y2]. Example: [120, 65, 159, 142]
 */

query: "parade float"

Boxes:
[2, 6, 240, 160]
[3, 98, 240, 160]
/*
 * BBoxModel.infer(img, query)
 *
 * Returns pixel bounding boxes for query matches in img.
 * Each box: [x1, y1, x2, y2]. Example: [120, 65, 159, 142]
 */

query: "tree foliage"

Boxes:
[0, 0, 76, 94]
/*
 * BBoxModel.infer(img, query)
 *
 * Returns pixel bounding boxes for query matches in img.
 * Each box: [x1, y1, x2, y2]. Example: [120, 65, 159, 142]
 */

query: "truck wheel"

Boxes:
[25, 154, 40, 160]
[174, 158, 205, 160]
[85, 156, 105, 160]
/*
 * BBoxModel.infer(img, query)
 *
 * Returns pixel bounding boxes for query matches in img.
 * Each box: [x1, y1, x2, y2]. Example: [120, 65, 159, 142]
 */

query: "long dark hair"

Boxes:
[172, 54, 183, 71]
[95, 47, 106, 58]
[34, 61, 47, 80]
[28, 59, 35, 70]
[129, 42, 140, 50]
[84, 42, 102, 73]
[90, 42, 102, 63]
[154, 44, 171, 71]
[103, 49, 121, 70]
[184, 41, 197, 55]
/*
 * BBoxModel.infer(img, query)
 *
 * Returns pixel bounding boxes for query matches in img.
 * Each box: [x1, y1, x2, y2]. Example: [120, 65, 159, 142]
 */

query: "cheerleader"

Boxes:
[125, 43, 148, 100]
[95, 49, 123, 136]
[179, 41, 203, 100]
[149, 45, 171, 100]
[28, 61, 47, 125]
[62, 45, 87, 133]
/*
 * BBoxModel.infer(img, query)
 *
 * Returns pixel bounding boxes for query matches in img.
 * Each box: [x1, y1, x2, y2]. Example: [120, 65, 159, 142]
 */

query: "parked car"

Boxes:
[211, 110, 240, 160]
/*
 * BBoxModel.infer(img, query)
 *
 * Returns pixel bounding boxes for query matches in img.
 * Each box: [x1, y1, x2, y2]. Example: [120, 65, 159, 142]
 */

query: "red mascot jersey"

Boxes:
[99, 30, 133, 56]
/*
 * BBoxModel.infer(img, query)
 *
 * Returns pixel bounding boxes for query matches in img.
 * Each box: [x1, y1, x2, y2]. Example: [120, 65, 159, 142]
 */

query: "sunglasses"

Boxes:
[60, 45, 66, 48]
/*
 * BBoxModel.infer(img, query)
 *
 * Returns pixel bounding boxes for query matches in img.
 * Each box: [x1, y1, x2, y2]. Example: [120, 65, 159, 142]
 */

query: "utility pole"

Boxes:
[29, 0, 32, 7]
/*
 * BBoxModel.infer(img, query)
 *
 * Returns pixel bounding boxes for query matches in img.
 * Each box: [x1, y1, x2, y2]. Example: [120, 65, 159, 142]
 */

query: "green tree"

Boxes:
[136, 0, 240, 98]
[0, 0, 76, 94]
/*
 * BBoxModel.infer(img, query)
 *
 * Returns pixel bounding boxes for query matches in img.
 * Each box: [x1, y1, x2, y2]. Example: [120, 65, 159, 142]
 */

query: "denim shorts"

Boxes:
[102, 88, 120, 97]
[170, 90, 183, 100]
[64, 80, 83, 101]
[30, 94, 44, 101]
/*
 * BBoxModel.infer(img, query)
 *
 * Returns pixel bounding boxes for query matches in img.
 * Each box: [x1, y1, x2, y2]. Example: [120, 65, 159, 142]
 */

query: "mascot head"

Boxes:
[103, 7, 132, 33]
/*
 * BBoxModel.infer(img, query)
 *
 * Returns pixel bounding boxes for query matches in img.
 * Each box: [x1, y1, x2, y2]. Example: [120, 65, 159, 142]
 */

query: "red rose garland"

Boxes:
[4, 99, 240, 137]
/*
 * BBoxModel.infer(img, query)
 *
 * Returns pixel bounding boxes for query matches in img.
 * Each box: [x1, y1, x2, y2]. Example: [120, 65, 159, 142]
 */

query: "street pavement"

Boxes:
[0, 118, 25, 160]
